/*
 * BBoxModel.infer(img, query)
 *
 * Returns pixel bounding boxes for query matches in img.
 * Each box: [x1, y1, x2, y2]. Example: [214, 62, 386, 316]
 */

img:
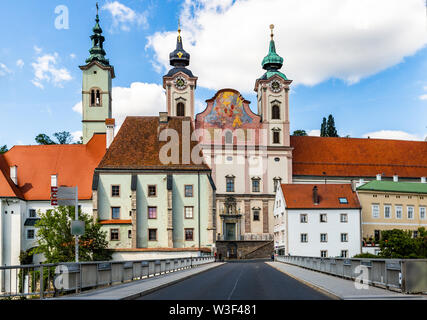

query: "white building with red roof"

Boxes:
[274, 184, 362, 258]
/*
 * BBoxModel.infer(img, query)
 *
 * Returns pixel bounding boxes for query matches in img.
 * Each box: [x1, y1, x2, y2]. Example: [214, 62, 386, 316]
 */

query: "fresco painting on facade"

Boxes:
[205, 91, 253, 128]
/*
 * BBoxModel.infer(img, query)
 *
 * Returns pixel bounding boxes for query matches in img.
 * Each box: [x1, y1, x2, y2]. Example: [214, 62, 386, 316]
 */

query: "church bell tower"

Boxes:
[79, 4, 115, 144]
[254, 25, 292, 147]
[163, 23, 198, 119]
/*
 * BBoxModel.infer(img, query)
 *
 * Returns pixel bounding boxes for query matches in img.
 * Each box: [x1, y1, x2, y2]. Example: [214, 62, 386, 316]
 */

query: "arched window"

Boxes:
[90, 88, 101, 106]
[177, 102, 185, 116]
[272, 105, 280, 120]
[225, 131, 233, 144]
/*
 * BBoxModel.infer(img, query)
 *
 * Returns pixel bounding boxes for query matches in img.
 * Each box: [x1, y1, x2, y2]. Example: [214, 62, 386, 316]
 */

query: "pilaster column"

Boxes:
[244, 200, 251, 233]
[262, 200, 269, 233]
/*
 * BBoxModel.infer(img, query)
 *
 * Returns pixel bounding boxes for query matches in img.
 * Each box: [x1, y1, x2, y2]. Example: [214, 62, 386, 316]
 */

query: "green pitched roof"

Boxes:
[357, 180, 427, 194]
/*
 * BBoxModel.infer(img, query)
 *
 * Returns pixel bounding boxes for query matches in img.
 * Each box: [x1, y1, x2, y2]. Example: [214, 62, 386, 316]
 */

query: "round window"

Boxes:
[274, 157, 280, 162]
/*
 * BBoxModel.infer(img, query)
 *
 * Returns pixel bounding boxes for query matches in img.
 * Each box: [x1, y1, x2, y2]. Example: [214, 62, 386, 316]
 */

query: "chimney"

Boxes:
[312, 186, 319, 205]
[421, 177, 426, 184]
[51, 174, 57, 187]
[376, 174, 382, 181]
[351, 180, 357, 192]
[393, 175, 398, 182]
[159, 112, 168, 124]
[105, 118, 115, 149]
[10, 166, 17, 185]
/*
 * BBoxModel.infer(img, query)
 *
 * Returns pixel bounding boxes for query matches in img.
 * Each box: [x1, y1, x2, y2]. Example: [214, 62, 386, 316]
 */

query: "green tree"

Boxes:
[320, 117, 327, 137]
[326, 114, 339, 137]
[0, 145, 8, 154]
[33, 206, 112, 263]
[35, 133, 56, 145]
[379, 228, 427, 259]
[292, 130, 308, 136]
[53, 131, 73, 144]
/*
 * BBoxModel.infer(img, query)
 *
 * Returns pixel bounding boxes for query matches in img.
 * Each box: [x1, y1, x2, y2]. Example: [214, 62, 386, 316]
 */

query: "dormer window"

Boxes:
[90, 88, 102, 106]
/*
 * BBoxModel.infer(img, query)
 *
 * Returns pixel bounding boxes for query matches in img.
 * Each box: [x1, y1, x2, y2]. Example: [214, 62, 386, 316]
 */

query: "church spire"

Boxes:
[86, 3, 110, 66]
[169, 20, 190, 68]
[262, 24, 283, 71]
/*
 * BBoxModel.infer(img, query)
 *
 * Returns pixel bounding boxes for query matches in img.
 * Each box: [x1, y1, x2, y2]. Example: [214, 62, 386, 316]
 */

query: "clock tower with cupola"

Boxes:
[163, 24, 198, 119]
[254, 25, 292, 148]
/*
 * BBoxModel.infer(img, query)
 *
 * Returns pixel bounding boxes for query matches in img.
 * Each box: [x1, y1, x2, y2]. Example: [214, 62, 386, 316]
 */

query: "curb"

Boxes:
[265, 262, 342, 300]
[121, 262, 226, 300]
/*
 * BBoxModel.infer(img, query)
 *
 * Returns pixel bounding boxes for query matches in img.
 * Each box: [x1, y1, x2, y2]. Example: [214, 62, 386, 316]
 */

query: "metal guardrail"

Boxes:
[276, 255, 427, 294]
[217, 234, 273, 241]
[0, 256, 214, 299]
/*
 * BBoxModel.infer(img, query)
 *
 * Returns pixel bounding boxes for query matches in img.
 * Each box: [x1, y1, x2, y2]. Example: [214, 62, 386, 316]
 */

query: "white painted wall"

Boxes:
[286, 208, 361, 257]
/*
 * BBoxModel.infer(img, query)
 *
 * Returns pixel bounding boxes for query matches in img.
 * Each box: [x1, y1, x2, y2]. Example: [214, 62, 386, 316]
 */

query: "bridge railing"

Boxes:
[0, 255, 215, 299]
[276, 255, 427, 294]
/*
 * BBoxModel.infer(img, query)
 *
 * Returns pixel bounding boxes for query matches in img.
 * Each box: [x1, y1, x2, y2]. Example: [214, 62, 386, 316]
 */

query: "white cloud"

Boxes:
[16, 59, 24, 68]
[102, 1, 148, 32]
[307, 129, 320, 136]
[362, 130, 422, 141]
[419, 94, 427, 100]
[70, 53, 76, 59]
[72, 82, 165, 129]
[0, 63, 12, 76]
[147, 0, 427, 93]
[71, 131, 82, 143]
[33, 46, 42, 54]
[31, 53, 72, 89]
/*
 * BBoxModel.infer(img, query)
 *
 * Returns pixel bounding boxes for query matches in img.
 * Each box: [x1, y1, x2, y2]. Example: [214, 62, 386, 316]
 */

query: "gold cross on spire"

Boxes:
[270, 24, 274, 40]
[178, 19, 182, 42]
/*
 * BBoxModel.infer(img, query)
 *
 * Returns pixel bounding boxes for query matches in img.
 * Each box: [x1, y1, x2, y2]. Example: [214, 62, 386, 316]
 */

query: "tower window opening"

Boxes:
[96, 90, 101, 105]
[273, 131, 280, 144]
[225, 131, 233, 144]
[177, 102, 185, 116]
[90, 89, 95, 106]
[272, 105, 280, 120]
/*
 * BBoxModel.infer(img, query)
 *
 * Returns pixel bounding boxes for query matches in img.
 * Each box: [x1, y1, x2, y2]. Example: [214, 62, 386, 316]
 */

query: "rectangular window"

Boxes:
[148, 185, 157, 197]
[110, 229, 119, 241]
[340, 214, 348, 223]
[407, 206, 414, 219]
[185, 228, 194, 241]
[413, 230, 418, 238]
[252, 179, 260, 192]
[111, 207, 120, 220]
[340, 250, 348, 258]
[396, 206, 402, 219]
[300, 214, 308, 223]
[253, 210, 260, 221]
[184, 206, 194, 219]
[226, 177, 235, 192]
[148, 207, 157, 219]
[320, 213, 327, 223]
[374, 230, 381, 242]
[128, 230, 132, 239]
[185, 185, 194, 197]
[372, 204, 379, 218]
[29, 209, 37, 218]
[420, 207, 426, 220]
[341, 233, 348, 242]
[384, 205, 391, 219]
[273, 131, 280, 144]
[300, 233, 308, 243]
[320, 250, 327, 258]
[320, 233, 327, 243]
[111, 185, 120, 197]
[27, 229, 35, 240]
[148, 229, 157, 241]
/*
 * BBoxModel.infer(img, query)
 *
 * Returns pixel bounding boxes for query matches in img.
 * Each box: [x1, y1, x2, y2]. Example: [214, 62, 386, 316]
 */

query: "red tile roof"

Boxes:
[98, 116, 210, 171]
[0, 154, 24, 199]
[280, 183, 361, 209]
[290, 136, 427, 178]
[0, 134, 106, 201]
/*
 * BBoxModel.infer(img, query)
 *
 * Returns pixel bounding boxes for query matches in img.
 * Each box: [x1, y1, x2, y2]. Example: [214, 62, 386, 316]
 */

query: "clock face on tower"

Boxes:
[174, 76, 187, 90]
[269, 80, 282, 93]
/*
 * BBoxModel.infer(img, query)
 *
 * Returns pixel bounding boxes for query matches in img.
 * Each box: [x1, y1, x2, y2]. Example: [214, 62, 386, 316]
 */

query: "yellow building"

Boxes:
[357, 180, 427, 252]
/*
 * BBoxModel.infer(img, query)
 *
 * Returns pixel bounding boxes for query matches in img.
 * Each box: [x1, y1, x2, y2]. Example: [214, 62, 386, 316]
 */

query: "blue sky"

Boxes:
[0, 0, 426, 148]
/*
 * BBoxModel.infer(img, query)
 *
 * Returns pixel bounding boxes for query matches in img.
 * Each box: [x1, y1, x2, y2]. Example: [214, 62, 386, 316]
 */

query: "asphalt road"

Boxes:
[137, 260, 331, 300]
